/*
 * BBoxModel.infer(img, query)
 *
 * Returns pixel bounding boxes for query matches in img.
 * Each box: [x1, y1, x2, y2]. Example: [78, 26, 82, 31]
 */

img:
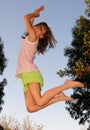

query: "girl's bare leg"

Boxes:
[28, 80, 84, 107]
[24, 90, 74, 113]
[24, 80, 84, 112]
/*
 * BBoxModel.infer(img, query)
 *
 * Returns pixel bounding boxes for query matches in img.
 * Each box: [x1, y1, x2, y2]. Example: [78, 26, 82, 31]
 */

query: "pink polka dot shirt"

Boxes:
[16, 37, 39, 77]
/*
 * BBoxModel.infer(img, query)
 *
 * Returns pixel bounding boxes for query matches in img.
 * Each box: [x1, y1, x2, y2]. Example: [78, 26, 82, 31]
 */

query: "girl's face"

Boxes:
[33, 24, 46, 39]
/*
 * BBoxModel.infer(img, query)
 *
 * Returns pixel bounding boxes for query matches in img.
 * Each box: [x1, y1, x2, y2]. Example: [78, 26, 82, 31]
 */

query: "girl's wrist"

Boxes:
[24, 12, 38, 19]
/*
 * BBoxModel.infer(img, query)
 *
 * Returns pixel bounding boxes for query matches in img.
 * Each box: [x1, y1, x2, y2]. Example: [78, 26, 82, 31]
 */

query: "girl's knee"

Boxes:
[26, 105, 37, 113]
[26, 105, 36, 113]
[35, 99, 45, 107]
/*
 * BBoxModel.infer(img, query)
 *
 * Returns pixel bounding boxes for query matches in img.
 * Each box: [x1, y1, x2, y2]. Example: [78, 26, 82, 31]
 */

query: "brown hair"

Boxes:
[36, 22, 57, 54]
[22, 22, 57, 54]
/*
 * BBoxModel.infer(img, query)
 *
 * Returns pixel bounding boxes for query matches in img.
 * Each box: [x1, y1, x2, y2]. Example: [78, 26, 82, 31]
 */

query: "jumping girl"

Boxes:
[16, 6, 84, 112]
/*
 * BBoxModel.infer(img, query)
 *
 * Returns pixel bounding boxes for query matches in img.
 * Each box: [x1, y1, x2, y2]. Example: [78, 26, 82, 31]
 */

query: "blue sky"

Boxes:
[0, 0, 87, 130]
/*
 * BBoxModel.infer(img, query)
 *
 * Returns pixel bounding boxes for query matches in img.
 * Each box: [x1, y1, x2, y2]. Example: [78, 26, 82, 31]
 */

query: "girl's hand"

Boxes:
[30, 6, 44, 25]
[33, 5, 44, 18]
[34, 5, 44, 13]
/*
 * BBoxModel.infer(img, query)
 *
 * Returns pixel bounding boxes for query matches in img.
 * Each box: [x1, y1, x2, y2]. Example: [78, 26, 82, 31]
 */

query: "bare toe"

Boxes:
[59, 92, 75, 102]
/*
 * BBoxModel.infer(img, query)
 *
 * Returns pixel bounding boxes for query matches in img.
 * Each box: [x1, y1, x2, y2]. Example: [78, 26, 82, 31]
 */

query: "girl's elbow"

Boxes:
[24, 15, 28, 21]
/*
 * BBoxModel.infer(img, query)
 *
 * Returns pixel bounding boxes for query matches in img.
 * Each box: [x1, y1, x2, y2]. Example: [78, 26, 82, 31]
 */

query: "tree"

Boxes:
[57, 0, 90, 129]
[0, 37, 7, 112]
[85, 0, 90, 16]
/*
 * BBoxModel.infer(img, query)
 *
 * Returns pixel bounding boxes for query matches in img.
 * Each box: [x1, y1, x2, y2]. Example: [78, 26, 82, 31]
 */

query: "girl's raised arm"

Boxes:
[24, 6, 44, 42]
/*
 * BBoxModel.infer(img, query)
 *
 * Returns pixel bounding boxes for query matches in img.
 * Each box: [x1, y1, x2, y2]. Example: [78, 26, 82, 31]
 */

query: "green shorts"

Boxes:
[19, 71, 44, 92]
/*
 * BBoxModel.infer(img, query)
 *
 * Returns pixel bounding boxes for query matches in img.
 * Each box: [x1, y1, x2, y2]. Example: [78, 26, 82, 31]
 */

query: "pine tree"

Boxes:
[57, 0, 90, 128]
[0, 37, 7, 112]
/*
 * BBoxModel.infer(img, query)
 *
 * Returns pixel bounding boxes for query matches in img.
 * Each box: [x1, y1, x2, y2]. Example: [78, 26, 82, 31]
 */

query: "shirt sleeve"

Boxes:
[25, 37, 38, 45]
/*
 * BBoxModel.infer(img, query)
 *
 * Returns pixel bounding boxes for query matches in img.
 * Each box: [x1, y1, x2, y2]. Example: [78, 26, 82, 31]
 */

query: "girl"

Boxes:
[16, 6, 84, 113]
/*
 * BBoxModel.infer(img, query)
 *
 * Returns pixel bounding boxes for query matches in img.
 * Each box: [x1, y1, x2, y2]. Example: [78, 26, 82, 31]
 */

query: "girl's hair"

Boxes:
[36, 22, 57, 54]
[22, 22, 57, 54]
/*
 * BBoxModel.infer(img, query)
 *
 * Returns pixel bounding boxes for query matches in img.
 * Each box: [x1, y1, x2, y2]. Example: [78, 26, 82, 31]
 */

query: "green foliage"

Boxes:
[66, 87, 90, 124]
[57, 0, 90, 128]
[0, 37, 7, 112]
[0, 37, 7, 75]
[58, 15, 90, 81]
[85, 0, 90, 16]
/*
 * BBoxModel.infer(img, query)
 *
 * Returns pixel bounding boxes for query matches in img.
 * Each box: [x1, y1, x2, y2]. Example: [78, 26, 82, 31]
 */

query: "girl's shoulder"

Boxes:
[24, 37, 38, 45]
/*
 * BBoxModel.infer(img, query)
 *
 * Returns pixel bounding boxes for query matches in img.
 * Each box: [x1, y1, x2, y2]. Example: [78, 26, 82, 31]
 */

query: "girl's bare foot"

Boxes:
[58, 92, 74, 102]
[64, 80, 84, 89]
